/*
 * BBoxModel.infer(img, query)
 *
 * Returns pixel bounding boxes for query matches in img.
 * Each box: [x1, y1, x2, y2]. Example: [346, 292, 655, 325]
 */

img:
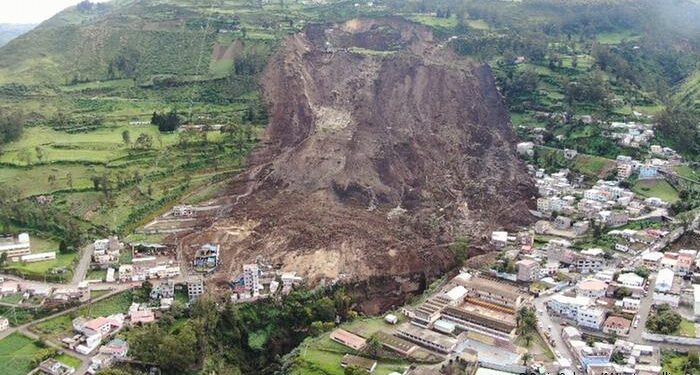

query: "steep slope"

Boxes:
[183, 18, 535, 311]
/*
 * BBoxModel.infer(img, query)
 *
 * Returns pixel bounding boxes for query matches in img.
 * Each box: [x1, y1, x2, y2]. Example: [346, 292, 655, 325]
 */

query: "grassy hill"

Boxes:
[677, 69, 700, 112]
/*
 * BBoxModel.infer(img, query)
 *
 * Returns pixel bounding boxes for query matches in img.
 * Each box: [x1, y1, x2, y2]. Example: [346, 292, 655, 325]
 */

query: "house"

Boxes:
[130, 309, 155, 325]
[118, 264, 134, 282]
[603, 316, 631, 336]
[516, 259, 539, 282]
[0, 232, 31, 260]
[187, 276, 204, 300]
[84, 316, 122, 335]
[193, 244, 219, 271]
[638, 164, 658, 179]
[491, 231, 508, 248]
[642, 252, 664, 269]
[554, 216, 572, 230]
[0, 316, 9, 331]
[243, 264, 261, 294]
[654, 268, 675, 293]
[38, 358, 75, 375]
[21, 252, 56, 263]
[100, 338, 129, 358]
[516, 142, 534, 157]
[548, 295, 605, 330]
[577, 278, 608, 298]
[0, 281, 19, 295]
[341, 354, 377, 373]
[617, 273, 644, 288]
[396, 323, 457, 354]
[150, 280, 175, 299]
[330, 329, 366, 351]
[621, 297, 640, 311]
[171, 205, 194, 217]
[460, 276, 523, 309]
[677, 253, 695, 275]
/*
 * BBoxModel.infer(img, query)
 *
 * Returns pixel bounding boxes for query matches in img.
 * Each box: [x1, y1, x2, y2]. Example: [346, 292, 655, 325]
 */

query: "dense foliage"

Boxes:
[0, 108, 23, 146]
[646, 303, 682, 335]
[122, 286, 355, 375]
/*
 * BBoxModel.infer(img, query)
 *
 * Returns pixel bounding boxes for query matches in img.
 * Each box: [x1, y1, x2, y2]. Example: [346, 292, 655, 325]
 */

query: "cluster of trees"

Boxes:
[646, 303, 682, 335]
[151, 110, 181, 132]
[123, 286, 355, 374]
[0, 187, 87, 251]
[49, 112, 104, 132]
[656, 105, 700, 157]
[0, 108, 24, 146]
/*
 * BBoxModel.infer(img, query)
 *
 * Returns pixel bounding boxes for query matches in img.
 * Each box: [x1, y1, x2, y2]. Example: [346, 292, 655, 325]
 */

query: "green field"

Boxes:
[679, 319, 697, 338]
[33, 291, 134, 337]
[632, 179, 680, 203]
[0, 332, 44, 375]
[291, 333, 409, 375]
[5, 252, 78, 280]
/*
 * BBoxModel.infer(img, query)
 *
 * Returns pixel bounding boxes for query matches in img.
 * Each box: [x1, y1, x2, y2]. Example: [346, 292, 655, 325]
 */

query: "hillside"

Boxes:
[180, 18, 536, 312]
[677, 69, 700, 112]
[0, 24, 35, 47]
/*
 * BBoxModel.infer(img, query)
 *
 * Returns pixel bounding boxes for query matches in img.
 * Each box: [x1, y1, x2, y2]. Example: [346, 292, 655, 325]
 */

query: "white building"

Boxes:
[576, 278, 608, 298]
[548, 295, 606, 330]
[491, 231, 508, 248]
[654, 268, 675, 293]
[243, 264, 261, 295]
[617, 273, 644, 288]
[0, 316, 8, 331]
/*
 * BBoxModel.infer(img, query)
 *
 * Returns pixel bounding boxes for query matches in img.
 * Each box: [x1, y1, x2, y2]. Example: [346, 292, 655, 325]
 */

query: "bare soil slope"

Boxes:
[185, 18, 535, 309]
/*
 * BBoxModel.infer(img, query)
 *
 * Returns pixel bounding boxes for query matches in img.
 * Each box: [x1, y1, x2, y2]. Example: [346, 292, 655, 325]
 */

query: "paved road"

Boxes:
[533, 286, 579, 367]
[71, 243, 95, 285]
[628, 275, 655, 343]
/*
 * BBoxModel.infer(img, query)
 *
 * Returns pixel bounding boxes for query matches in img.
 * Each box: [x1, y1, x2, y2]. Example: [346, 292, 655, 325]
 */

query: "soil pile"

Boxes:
[185, 17, 536, 311]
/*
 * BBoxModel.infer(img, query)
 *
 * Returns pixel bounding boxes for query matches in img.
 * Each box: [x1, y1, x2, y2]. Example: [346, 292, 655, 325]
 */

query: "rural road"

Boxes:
[71, 243, 95, 285]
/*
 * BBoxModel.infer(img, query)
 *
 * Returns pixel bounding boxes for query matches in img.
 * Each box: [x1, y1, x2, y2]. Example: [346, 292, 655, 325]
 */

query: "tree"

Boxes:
[135, 133, 153, 150]
[450, 238, 470, 267]
[35, 146, 45, 163]
[614, 287, 632, 299]
[516, 306, 537, 335]
[122, 130, 131, 146]
[59, 240, 69, 254]
[0, 252, 7, 269]
[0, 108, 24, 147]
[522, 352, 532, 366]
[366, 334, 382, 359]
[646, 304, 682, 334]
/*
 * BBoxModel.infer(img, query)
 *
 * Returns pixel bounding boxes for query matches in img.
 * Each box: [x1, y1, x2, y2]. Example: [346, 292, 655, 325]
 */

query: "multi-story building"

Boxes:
[0, 233, 31, 261]
[548, 295, 605, 330]
[243, 264, 261, 295]
[187, 276, 204, 300]
[516, 259, 539, 282]
[576, 278, 608, 298]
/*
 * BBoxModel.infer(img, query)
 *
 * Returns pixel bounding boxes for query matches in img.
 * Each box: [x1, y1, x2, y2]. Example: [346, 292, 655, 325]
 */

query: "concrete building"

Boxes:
[576, 278, 608, 298]
[617, 273, 644, 288]
[243, 264, 261, 295]
[603, 316, 631, 336]
[516, 259, 539, 282]
[0, 232, 31, 261]
[548, 295, 605, 330]
[654, 268, 675, 293]
[187, 276, 204, 300]
[0, 316, 8, 331]
[396, 323, 457, 354]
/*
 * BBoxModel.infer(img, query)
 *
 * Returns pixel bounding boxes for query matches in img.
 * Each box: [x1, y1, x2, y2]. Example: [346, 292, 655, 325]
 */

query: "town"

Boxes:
[3, 129, 700, 375]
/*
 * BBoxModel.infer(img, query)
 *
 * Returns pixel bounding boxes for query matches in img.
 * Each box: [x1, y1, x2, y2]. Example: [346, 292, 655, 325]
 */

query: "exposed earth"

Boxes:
[181, 17, 536, 311]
